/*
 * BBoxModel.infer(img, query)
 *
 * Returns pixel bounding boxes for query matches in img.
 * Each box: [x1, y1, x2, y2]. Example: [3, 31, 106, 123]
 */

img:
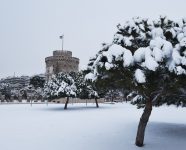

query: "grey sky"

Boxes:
[0, 0, 186, 78]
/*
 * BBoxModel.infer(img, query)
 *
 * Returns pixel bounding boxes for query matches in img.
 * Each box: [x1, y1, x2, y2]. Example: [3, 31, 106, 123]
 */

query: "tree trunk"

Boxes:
[64, 97, 69, 109]
[31, 99, 33, 107]
[135, 99, 152, 147]
[95, 98, 99, 108]
[46, 99, 48, 106]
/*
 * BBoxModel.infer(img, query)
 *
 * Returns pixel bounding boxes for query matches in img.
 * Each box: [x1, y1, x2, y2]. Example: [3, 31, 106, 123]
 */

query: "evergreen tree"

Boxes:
[44, 72, 100, 109]
[44, 73, 76, 109]
[29, 75, 46, 89]
[0, 83, 11, 101]
[70, 71, 99, 107]
[85, 16, 186, 146]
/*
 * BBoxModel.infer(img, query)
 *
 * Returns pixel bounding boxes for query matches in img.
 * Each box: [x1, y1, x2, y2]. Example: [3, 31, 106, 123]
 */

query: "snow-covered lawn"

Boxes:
[0, 103, 186, 150]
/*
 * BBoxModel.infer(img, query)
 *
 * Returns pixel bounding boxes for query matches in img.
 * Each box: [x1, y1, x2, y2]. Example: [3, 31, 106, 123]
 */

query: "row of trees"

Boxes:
[85, 16, 186, 146]
[44, 72, 99, 109]
[0, 75, 45, 102]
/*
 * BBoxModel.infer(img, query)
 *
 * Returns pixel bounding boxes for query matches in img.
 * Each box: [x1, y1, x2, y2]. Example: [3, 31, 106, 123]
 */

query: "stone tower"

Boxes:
[45, 50, 79, 80]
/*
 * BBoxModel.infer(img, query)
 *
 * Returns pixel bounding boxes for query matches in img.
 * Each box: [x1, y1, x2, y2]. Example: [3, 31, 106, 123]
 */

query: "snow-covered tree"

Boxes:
[0, 83, 11, 101]
[29, 75, 46, 89]
[85, 16, 186, 146]
[44, 73, 76, 109]
[70, 72, 99, 107]
[44, 72, 100, 109]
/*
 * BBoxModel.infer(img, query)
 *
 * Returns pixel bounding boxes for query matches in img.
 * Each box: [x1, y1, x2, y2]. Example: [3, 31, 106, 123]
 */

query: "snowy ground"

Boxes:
[0, 103, 186, 150]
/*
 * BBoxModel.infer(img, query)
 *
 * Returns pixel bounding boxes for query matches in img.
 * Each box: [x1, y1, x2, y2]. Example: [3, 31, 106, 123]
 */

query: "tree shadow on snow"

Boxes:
[41, 104, 114, 112]
[143, 122, 186, 149]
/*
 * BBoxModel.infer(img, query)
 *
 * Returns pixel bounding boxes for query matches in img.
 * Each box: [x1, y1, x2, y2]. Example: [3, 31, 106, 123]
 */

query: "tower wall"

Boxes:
[45, 50, 79, 80]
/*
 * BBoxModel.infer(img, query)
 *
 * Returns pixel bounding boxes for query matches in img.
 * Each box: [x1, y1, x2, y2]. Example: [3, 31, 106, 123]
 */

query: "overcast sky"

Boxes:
[0, 0, 186, 78]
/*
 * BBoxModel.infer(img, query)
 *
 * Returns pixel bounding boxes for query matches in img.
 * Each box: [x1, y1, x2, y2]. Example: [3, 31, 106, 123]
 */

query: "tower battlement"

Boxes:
[45, 50, 79, 80]
[53, 50, 72, 57]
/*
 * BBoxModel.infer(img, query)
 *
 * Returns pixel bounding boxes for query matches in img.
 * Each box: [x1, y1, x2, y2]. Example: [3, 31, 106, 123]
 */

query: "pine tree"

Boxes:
[70, 71, 99, 107]
[44, 72, 100, 109]
[29, 75, 46, 89]
[44, 72, 77, 109]
[85, 16, 186, 146]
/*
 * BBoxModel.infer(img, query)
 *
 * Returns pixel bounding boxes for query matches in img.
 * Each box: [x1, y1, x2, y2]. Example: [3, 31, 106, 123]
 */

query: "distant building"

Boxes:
[45, 50, 79, 80]
[0, 76, 30, 90]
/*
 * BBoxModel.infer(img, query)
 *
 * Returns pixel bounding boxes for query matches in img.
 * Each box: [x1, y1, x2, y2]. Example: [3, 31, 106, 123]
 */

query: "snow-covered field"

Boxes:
[0, 103, 186, 150]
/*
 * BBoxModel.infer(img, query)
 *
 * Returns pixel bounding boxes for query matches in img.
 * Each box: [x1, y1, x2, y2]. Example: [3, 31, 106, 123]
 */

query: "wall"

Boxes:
[45, 50, 79, 80]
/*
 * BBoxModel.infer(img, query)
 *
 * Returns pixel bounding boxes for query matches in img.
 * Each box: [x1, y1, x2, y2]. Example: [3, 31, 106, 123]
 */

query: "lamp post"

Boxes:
[59, 35, 64, 50]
